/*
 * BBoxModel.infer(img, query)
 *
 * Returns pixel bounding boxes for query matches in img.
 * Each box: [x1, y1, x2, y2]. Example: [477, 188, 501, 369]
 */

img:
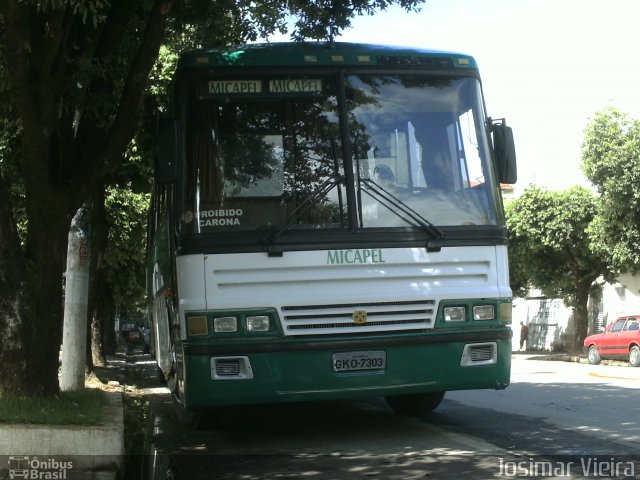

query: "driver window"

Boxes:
[611, 319, 626, 332]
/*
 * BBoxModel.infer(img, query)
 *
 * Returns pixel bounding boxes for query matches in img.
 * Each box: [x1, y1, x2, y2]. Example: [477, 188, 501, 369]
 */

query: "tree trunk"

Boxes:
[0, 218, 70, 397]
[88, 186, 108, 368]
[0, 125, 74, 397]
[572, 280, 592, 352]
[101, 288, 117, 356]
[90, 312, 106, 368]
[0, 177, 32, 397]
[90, 284, 116, 367]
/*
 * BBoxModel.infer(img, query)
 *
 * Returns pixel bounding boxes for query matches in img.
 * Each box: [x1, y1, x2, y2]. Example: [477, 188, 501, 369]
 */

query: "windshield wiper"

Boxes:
[360, 178, 446, 251]
[261, 177, 338, 256]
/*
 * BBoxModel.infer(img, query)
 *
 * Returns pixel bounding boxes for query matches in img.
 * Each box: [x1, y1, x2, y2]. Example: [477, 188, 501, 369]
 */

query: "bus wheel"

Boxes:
[385, 392, 445, 415]
[171, 386, 202, 429]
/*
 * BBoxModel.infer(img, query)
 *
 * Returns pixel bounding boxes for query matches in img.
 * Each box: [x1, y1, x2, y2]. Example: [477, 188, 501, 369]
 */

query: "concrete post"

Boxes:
[60, 204, 91, 391]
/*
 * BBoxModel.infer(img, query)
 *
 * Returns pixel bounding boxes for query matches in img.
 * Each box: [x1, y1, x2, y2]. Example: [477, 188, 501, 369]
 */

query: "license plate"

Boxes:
[332, 351, 386, 372]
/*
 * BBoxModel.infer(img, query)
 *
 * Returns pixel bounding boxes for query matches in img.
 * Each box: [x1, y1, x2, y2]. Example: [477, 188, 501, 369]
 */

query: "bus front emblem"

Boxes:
[352, 310, 367, 324]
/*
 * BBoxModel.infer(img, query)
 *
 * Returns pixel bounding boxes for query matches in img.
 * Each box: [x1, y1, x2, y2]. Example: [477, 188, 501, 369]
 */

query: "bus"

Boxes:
[147, 42, 517, 422]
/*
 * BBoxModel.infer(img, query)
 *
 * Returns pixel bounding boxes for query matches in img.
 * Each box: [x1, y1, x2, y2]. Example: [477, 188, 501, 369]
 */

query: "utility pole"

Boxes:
[60, 203, 91, 391]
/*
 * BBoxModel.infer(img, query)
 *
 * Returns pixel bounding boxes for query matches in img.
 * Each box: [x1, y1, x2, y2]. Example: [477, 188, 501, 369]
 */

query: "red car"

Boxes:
[583, 315, 640, 366]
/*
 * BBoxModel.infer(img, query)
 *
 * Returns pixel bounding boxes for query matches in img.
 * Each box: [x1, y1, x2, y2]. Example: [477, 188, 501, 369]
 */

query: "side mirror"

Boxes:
[491, 120, 517, 184]
[155, 118, 178, 183]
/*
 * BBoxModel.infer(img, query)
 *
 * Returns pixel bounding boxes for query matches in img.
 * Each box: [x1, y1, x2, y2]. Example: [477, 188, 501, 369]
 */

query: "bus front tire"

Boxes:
[170, 376, 202, 429]
[385, 391, 445, 415]
[171, 392, 202, 429]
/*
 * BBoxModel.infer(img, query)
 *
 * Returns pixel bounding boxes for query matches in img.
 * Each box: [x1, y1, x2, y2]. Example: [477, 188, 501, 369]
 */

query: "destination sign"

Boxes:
[269, 79, 322, 93]
[206, 79, 322, 95]
[208, 80, 262, 94]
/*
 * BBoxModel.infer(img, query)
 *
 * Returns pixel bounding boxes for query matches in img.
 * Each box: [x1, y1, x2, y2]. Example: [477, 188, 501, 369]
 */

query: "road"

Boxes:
[139, 355, 640, 479]
[442, 356, 640, 453]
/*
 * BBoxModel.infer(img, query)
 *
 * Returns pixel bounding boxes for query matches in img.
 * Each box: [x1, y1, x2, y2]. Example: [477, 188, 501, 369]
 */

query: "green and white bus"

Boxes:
[147, 42, 517, 419]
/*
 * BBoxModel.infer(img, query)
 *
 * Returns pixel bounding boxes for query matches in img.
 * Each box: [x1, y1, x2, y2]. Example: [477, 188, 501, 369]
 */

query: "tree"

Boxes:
[582, 106, 640, 272]
[88, 182, 150, 368]
[506, 186, 615, 350]
[0, 0, 425, 398]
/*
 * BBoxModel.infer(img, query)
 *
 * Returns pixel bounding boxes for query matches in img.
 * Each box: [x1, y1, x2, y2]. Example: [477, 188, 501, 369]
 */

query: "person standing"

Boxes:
[519, 321, 529, 351]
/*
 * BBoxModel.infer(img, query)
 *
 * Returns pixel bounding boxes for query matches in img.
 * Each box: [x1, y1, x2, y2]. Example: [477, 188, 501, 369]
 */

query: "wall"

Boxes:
[512, 294, 572, 352]
[512, 275, 640, 352]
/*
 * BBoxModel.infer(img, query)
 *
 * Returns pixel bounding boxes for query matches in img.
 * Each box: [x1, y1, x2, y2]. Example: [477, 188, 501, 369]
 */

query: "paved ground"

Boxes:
[90, 348, 638, 480]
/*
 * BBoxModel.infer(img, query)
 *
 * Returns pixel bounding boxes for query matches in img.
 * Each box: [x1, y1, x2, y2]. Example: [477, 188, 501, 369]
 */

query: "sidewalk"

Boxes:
[512, 350, 583, 363]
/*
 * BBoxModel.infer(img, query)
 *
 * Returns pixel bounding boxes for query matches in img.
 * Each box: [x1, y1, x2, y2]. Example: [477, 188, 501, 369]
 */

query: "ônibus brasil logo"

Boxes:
[7, 456, 73, 479]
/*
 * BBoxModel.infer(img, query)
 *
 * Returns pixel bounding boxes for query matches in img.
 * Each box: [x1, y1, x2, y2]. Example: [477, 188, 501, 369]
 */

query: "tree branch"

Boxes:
[107, 0, 173, 155]
[75, 0, 173, 193]
[93, 0, 136, 58]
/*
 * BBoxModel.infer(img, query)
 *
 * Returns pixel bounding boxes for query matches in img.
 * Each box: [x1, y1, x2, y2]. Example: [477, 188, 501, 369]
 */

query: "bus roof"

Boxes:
[178, 42, 478, 71]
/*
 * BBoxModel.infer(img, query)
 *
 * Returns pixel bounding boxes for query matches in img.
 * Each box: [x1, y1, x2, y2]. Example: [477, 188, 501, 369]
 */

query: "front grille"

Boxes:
[460, 342, 497, 366]
[469, 345, 495, 362]
[211, 356, 254, 380]
[215, 360, 241, 376]
[281, 299, 436, 335]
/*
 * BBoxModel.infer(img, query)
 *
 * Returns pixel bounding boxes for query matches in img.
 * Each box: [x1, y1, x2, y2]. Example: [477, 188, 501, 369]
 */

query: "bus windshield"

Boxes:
[181, 73, 498, 234]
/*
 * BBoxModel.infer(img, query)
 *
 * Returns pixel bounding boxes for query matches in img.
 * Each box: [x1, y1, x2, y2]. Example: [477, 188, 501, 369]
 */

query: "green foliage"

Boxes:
[166, 0, 422, 46]
[30, 0, 108, 27]
[582, 107, 640, 271]
[286, 0, 421, 40]
[148, 45, 179, 113]
[506, 185, 613, 306]
[104, 185, 150, 312]
[507, 185, 615, 348]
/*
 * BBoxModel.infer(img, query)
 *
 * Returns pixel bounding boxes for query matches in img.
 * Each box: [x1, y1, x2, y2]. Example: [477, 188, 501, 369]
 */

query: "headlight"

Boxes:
[444, 306, 466, 322]
[188, 316, 208, 336]
[246, 315, 270, 332]
[214, 316, 238, 333]
[473, 305, 495, 321]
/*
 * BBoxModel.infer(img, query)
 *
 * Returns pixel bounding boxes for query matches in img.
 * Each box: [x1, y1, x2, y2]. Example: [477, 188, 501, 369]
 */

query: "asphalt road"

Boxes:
[441, 356, 640, 454]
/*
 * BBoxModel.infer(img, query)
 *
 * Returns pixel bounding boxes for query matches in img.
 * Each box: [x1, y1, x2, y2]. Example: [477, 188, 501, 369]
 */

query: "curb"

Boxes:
[524, 354, 583, 362]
